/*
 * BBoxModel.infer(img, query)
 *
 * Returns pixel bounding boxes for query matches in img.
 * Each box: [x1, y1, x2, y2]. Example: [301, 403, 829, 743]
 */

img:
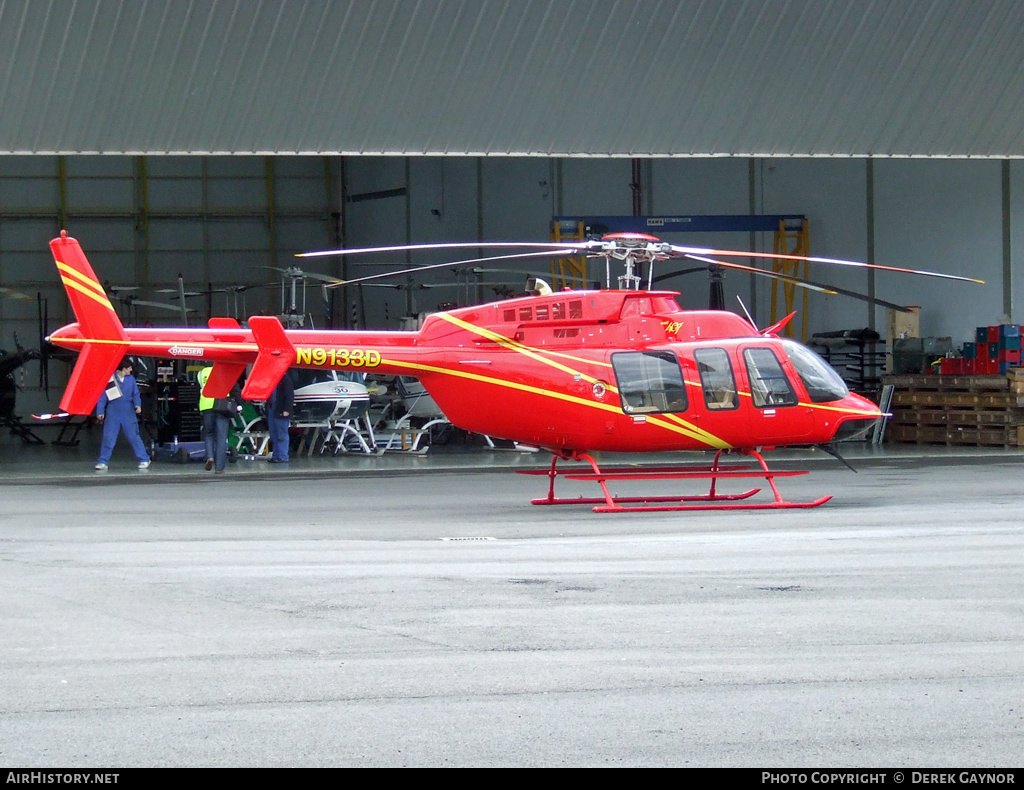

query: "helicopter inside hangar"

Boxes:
[38, 214, 980, 510]
[5, 2, 1024, 769]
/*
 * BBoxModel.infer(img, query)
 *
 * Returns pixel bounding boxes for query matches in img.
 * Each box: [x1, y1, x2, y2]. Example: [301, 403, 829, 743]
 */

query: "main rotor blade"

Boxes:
[323, 249, 579, 288]
[685, 254, 915, 313]
[299, 241, 589, 259]
[348, 263, 594, 286]
[669, 244, 984, 284]
[300, 239, 984, 285]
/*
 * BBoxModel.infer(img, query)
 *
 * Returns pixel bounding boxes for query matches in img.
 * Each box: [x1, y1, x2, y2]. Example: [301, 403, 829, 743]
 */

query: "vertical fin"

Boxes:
[49, 232, 130, 414]
[201, 362, 248, 398]
[61, 344, 126, 414]
[241, 316, 295, 401]
[50, 232, 127, 345]
[199, 318, 247, 398]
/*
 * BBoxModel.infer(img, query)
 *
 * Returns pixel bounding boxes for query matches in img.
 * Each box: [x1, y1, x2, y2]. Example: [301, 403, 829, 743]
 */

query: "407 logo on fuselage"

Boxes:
[295, 347, 382, 368]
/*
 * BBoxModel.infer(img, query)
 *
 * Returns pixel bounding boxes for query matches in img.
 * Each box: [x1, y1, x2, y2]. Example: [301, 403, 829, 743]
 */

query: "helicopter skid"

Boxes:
[531, 488, 762, 507]
[521, 450, 832, 513]
[590, 494, 832, 513]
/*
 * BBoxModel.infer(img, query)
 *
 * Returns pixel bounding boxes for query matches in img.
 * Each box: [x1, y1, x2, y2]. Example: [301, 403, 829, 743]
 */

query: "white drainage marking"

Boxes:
[440, 536, 497, 541]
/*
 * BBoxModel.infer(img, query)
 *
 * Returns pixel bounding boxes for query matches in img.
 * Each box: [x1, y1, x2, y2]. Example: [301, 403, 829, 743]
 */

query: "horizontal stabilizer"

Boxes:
[763, 311, 797, 337]
[242, 316, 295, 401]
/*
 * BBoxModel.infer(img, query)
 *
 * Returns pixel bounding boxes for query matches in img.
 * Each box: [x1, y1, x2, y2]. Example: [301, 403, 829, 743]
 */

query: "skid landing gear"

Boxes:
[517, 449, 831, 512]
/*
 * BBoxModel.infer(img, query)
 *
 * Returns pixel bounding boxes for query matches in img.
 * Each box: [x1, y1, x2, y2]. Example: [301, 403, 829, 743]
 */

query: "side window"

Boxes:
[611, 351, 688, 414]
[694, 348, 738, 411]
[743, 348, 798, 408]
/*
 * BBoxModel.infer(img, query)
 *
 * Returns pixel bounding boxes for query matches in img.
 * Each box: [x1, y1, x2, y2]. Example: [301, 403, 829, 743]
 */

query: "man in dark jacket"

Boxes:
[198, 365, 242, 474]
[266, 371, 294, 464]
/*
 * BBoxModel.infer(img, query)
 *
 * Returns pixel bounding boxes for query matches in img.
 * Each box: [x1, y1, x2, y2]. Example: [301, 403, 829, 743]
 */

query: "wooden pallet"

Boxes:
[888, 424, 1023, 447]
[882, 371, 1024, 448]
[892, 391, 1024, 408]
[891, 407, 1024, 427]
[883, 373, 1011, 391]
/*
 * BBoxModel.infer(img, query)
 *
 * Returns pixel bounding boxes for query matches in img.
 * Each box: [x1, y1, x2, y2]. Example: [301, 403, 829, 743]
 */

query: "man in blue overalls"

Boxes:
[94, 359, 151, 470]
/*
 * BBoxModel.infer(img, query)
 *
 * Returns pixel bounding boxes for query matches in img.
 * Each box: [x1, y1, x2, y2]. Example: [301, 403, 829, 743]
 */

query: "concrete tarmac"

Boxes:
[2, 433, 1023, 766]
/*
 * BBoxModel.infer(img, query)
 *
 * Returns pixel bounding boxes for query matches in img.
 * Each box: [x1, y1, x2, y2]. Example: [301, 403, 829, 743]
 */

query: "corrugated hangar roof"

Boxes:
[2, 0, 1023, 157]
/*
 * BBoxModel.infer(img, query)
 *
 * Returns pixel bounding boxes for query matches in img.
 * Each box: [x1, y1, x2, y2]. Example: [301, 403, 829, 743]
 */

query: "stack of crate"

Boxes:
[944, 324, 1022, 374]
[883, 369, 1024, 447]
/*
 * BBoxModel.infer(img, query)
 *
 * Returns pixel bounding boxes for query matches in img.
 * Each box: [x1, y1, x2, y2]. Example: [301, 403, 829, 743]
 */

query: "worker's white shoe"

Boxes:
[138, 460, 151, 469]
[94, 463, 108, 471]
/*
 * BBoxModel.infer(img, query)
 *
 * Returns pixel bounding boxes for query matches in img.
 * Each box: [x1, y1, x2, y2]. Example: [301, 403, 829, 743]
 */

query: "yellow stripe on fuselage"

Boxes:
[659, 412, 733, 448]
[805, 401, 882, 418]
[736, 389, 880, 419]
[437, 313, 616, 387]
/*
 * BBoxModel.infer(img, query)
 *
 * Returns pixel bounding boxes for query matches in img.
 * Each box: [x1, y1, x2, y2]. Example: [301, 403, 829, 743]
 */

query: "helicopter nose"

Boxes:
[831, 392, 884, 442]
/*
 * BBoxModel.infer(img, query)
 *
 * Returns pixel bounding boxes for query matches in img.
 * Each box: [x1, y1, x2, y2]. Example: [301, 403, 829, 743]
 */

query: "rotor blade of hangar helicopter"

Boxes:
[649, 265, 709, 282]
[129, 300, 197, 313]
[320, 249, 580, 288]
[1, 287, 35, 301]
[667, 244, 985, 284]
[679, 253, 917, 313]
[464, 267, 594, 286]
[257, 265, 346, 285]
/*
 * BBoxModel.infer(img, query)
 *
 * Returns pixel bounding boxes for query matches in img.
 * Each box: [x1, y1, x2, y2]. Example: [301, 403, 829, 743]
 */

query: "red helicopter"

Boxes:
[46, 231, 981, 512]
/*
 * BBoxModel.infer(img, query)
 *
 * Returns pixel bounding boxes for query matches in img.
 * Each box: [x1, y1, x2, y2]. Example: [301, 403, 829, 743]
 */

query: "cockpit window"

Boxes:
[694, 348, 738, 411]
[782, 340, 849, 403]
[743, 348, 798, 408]
[611, 351, 688, 414]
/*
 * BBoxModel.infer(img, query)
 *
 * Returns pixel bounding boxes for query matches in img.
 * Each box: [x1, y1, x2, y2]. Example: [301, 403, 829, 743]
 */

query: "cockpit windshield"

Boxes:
[783, 340, 849, 403]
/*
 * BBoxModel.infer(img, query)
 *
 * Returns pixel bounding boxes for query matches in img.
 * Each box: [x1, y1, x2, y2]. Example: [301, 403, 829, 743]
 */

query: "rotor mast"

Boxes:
[590, 234, 673, 290]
